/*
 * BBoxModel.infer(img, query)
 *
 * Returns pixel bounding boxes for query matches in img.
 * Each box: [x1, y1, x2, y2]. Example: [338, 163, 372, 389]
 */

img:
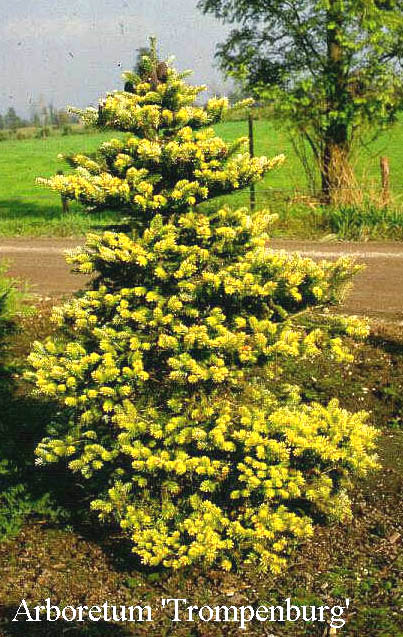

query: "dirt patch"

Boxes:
[0, 313, 402, 636]
[271, 240, 403, 323]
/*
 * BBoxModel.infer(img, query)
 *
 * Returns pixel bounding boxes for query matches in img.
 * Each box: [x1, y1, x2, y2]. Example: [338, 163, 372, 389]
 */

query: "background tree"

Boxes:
[48, 103, 57, 127]
[4, 107, 20, 131]
[199, 0, 403, 198]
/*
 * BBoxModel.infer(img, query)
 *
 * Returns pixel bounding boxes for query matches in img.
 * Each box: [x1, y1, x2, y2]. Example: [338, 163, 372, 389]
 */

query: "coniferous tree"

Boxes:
[30, 47, 377, 573]
[38, 47, 273, 225]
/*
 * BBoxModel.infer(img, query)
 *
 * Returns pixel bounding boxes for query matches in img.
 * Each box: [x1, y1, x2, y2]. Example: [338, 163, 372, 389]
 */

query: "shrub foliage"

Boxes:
[37, 54, 275, 221]
[29, 48, 377, 573]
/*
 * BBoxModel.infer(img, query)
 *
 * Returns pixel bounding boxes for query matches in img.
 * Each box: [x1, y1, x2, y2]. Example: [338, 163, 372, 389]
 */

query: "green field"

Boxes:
[1, 120, 403, 237]
[0, 132, 119, 236]
[214, 118, 403, 209]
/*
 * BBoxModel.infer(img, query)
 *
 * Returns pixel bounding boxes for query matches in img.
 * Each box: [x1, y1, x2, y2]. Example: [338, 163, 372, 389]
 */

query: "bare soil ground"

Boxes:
[0, 238, 402, 322]
[0, 311, 402, 636]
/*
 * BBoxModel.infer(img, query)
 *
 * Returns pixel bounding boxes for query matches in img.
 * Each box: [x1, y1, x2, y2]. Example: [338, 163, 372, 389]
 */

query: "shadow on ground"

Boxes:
[0, 198, 126, 235]
[0, 606, 133, 637]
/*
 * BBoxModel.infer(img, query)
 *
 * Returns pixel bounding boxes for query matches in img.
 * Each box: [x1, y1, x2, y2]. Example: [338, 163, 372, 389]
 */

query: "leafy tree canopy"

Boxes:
[199, 0, 403, 195]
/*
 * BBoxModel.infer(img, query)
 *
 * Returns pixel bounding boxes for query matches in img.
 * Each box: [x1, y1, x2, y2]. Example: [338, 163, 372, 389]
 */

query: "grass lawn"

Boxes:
[1, 119, 403, 237]
[218, 116, 403, 194]
[0, 133, 119, 237]
[204, 119, 403, 240]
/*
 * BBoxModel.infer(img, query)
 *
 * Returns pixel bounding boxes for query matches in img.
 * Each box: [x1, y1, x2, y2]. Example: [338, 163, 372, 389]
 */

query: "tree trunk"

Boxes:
[322, 3, 349, 202]
[321, 123, 348, 201]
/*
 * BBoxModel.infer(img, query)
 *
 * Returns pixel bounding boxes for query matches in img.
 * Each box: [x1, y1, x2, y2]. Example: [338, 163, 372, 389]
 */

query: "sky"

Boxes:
[0, 0, 231, 117]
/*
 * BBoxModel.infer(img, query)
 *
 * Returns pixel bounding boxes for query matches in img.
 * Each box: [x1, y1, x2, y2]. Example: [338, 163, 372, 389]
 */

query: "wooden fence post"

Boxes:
[380, 156, 390, 207]
[248, 112, 256, 212]
[61, 195, 69, 215]
[57, 170, 69, 214]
